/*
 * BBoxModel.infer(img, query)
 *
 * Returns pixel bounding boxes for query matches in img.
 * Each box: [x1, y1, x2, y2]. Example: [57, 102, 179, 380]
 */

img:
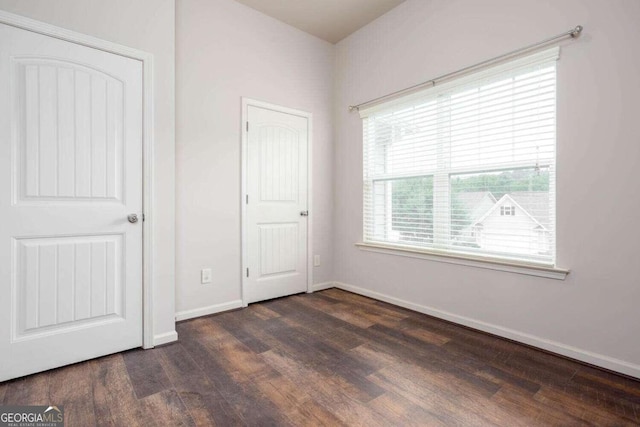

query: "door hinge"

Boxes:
[246, 194, 249, 204]
[246, 121, 249, 132]
[142, 213, 146, 222]
[246, 268, 249, 277]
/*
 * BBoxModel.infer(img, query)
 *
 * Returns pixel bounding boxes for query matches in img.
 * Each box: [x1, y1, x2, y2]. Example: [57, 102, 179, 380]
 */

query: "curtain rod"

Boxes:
[348, 25, 583, 112]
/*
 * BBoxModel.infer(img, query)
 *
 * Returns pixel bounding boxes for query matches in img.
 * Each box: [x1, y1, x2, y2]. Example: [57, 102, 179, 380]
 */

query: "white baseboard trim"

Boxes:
[153, 331, 178, 346]
[175, 300, 244, 322]
[309, 281, 335, 292]
[333, 281, 640, 379]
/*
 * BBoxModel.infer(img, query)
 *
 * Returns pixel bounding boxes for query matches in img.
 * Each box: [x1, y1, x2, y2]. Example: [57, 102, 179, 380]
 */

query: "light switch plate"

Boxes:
[314, 255, 321, 267]
[201, 268, 212, 284]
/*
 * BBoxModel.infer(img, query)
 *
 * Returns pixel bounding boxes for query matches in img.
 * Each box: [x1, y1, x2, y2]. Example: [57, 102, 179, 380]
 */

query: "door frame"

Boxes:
[241, 98, 313, 307]
[0, 10, 156, 349]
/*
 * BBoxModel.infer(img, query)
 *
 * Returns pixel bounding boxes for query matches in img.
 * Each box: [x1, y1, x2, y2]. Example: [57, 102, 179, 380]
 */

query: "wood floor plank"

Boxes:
[2, 371, 50, 405]
[354, 321, 502, 399]
[158, 343, 244, 426]
[176, 322, 294, 426]
[175, 391, 242, 427]
[0, 381, 7, 404]
[90, 354, 154, 427]
[292, 292, 409, 329]
[578, 365, 640, 397]
[263, 296, 355, 331]
[368, 366, 495, 426]
[290, 292, 338, 311]
[2, 379, 27, 405]
[192, 319, 274, 380]
[322, 288, 381, 306]
[140, 389, 196, 427]
[314, 301, 377, 328]
[384, 360, 499, 412]
[473, 365, 541, 395]
[247, 303, 281, 320]
[260, 348, 391, 426]
[491, 385, 587, 426]
[398, 311, 518, 359]
[268, 298, 399, 362]
[367, 392, 448, 427]
[557, 376, 640, 423]
[402, 326, 451, 346]
[534, 384, 639, 426]
[123, 348, 172, 399]
[311, 292, 410, 328]
[350, 343, 400, 371]
[48, 362, 96, 427]
[214, 310, 271, 354]
[299, 291, 343, 306]
[500, 348, 579, 389]
[274, 298, 368, 350]
[343, 322, 503, 398]
[305, 322, 368, 351]
[258, 317, 386, 402]
[572, 365, 640, 404]
[252, 369, 347, 426]
[439, 330, 515, 365]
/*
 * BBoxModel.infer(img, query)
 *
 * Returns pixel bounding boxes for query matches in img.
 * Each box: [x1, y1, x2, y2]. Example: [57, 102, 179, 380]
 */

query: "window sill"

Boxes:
[355, 242, 569, 280]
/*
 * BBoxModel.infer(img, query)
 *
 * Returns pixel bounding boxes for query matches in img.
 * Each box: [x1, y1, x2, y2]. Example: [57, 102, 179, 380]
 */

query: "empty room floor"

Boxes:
[1, 289, 639, 426]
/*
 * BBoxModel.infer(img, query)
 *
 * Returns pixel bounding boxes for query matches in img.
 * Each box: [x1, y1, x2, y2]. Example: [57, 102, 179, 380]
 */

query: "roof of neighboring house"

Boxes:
[509, 191, 550, 229]
[455, 190, 550, 232]
[454, 191, 496, 222]
[473, 192, 550, 231]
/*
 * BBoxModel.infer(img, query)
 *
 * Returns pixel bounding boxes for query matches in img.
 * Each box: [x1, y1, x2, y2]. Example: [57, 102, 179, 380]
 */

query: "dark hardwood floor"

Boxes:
[2, 288, 640, 426]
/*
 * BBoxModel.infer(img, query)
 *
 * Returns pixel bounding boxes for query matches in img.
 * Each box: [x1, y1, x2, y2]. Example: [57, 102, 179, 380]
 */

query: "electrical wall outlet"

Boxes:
[314, 255, 321, 267]
[201, 268, 212, 284]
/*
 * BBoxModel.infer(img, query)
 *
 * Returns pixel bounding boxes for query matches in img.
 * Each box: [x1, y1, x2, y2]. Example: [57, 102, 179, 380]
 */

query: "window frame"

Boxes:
[360, 48, 565, 274]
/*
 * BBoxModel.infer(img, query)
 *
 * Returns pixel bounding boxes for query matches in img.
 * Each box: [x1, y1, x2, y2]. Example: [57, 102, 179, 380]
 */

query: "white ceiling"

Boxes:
[234, 0, 406, 44]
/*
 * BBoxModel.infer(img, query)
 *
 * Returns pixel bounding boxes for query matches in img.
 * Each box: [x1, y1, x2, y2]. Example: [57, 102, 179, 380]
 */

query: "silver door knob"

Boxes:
[300, 210, 309, 217]
[128, 214, 139, 224]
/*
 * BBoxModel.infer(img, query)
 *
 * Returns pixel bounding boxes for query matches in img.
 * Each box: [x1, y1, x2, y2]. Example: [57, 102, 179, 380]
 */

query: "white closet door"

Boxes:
[246, 105, 308, 304]
[0, 22, 143, 381]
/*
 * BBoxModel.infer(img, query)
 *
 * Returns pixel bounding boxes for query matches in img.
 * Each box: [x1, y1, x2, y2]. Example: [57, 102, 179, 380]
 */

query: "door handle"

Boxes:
[128, 214, 139, 224]
[300, 210, 309, 217]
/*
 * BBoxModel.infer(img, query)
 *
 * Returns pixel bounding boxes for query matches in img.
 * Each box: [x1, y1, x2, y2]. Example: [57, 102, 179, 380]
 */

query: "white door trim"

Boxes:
[0, 10, 156, 349]
[241, 98, 313, 307]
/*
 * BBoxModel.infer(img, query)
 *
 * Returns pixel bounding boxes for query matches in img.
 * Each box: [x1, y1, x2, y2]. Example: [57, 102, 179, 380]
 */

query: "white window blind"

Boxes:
[362, 48, 558, 266]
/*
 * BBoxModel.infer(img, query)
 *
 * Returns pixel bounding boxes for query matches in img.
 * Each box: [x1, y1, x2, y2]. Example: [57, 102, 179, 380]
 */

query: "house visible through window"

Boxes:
[361, 48, 558, 265]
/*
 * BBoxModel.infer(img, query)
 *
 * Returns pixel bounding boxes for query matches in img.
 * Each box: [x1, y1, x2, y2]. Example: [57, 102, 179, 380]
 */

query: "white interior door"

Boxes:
[245, 105, 309, 304]
[0, 22, 143, 382]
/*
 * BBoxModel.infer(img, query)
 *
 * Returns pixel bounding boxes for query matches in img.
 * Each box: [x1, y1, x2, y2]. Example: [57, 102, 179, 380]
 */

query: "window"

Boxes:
[500, 206, 515, 216]
[362, 48, 558, 265]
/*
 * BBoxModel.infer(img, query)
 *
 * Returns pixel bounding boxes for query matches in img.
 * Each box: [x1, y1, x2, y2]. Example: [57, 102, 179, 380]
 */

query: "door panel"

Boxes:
[259, 125, 299, 202]
[16, 58, 125, 203]
[259, 222, 299, 276]
[0, 22, 143, 381]
[14, 234, 124, 338]
[246, 106, 308, 304]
